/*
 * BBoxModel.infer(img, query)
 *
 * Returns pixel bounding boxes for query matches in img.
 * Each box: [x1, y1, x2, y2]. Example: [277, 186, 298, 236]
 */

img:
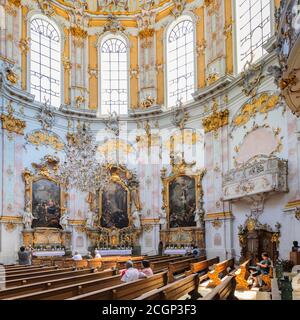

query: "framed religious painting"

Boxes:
[23, 156, 67, 230]
[31, 178, 62, 229]
[161, 159, 206, 230]
[99, 180, 130, 229]
[169, 175, 197, 228]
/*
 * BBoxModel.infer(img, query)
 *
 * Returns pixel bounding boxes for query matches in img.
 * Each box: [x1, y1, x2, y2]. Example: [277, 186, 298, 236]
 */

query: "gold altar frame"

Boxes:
[91, 164, 142, 230]
[98, 175, 132, 229]
[161, 159, 206, 230]
[22, 155, 68, 220]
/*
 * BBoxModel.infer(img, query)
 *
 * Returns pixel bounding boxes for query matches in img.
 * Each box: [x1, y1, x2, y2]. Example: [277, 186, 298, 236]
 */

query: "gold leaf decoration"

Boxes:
[232, 93, 280, 128]
[26, 130, 64, 151]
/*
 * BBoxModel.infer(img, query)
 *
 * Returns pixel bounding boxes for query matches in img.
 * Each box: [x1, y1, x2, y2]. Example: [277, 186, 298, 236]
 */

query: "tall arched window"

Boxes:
[236, 0, 271, 71]
[100, 36, 128, 115]
[166, 17, 195, 109]
[30, 17, 61, 108]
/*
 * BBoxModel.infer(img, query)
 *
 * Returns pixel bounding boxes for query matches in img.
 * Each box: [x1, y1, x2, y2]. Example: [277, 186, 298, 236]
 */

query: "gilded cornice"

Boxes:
[205, 212, 233, 220]
[0, 216, 23, 222]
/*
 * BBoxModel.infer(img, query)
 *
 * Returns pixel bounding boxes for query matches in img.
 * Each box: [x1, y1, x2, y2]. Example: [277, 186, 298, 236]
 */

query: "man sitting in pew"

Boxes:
[18, 247, 31, 265]
[121, 261, 147, 283]
[249, 252, 271, 288]
[72, 252, 83, 261]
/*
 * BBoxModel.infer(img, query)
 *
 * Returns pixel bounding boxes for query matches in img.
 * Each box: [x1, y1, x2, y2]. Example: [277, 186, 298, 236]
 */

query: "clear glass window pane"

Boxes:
[30, 17, 61, 108]
[237, 0, 271, 71]
[100, 37, 128, 115]
[167, 18, 195, 108]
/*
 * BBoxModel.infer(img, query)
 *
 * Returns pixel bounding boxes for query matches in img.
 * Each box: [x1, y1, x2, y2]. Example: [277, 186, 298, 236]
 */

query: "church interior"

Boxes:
[0, 0, 300, 301]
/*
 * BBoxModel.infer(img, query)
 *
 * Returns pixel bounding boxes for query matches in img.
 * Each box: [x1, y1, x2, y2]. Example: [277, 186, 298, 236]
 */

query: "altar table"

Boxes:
[99, 249, 132, 256]
[32, 251, 65, 257]
[164, 249, 187, 255]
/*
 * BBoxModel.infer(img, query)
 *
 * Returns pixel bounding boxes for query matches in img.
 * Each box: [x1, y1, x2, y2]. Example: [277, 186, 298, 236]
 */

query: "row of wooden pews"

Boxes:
[1, 255, 242, 301]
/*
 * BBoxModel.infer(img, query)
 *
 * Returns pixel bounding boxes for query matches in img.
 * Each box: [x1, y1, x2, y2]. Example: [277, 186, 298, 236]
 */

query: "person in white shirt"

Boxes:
[95, 252, 101, 259]
[121, 260, 146, 282]
[72, 251, 82, 261]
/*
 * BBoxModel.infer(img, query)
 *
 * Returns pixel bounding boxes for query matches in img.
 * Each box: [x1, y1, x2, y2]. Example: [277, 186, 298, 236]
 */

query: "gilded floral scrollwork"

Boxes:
[232, 92, 280, 129]
[202, 99, 229, 134]
[1, 102, 26, 135]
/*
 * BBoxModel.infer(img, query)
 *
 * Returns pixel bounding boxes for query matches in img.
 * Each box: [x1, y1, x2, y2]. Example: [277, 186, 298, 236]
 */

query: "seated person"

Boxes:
[18, 246, 31, 265]
[140, 260, 153, 277]
[249, 252, 271, 287]
[94, 250, 101, 259]
[121, 260, 146, 282]
[85, 251, 92, 259]
[72, 251, 83, 261]
[292, 241, 300, 252]
[192, 246, 200, 257]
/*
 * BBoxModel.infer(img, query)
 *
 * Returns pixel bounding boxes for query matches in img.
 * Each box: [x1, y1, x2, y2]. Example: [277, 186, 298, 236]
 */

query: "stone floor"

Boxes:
[177, 276, 272, 300]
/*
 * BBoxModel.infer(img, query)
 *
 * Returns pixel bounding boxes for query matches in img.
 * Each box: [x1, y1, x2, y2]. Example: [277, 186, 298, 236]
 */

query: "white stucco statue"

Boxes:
[23, 207, 36, 230]
[194, 207, 203, 228]
[159, 207, 167, 230]
[132, 210, 141, 229]
[60, 214, 69, 230]
[86, 210, 97, 229]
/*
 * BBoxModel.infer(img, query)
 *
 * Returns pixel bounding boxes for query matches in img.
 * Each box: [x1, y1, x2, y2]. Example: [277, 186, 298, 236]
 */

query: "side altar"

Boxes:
[160, 157, 206, 251]
[85, 165, 142, 252]
[21, 156, 72, 250]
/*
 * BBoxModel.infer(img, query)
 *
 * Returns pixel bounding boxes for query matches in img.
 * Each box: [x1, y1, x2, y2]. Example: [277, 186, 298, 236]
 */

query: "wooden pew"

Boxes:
[184, 257, 220, 285]
[5, 267, 74, 281]
[135, 273, 202, 300]
[235, 259, 251, 291]
[5, 266, 58, 276]
[0, 269, 117, 299]
[150, 256, 192, 273]
[207, 258, 235, 287]
[74, 260, 88, 270]
[67, 272, 168, 300]
[5, 268, 92, 288]
[168, 256, 206, 282]
[199, 275, 237, 300]
[261, 265, 273, 291]
[87, 259, 102, 270]
[4, 265, 46, 272]
[5, 274, 123, 300]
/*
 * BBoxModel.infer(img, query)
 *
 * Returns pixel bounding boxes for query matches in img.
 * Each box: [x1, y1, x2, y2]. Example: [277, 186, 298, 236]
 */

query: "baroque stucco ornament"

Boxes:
[240, 56, 265, 97]
[1, 101, 26, 135]
[202, 99, 229, 134]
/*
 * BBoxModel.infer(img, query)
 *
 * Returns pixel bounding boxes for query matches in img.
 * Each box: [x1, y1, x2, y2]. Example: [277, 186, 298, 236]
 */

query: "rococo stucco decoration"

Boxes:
[202, 99, 229, 134]
[1, 101, 26, 135]
[223, 155, 288, 202]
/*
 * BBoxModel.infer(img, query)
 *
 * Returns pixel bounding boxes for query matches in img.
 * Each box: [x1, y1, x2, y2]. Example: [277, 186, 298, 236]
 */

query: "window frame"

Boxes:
[98, 33, 130, 115]
[27, 14, 63, 108]
[235, 0, 273, 73]
[165, 14, 197, 109]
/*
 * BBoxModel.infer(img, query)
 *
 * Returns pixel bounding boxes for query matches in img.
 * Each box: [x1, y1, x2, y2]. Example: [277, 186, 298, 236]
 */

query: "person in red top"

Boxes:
[140, 260, 153, 277]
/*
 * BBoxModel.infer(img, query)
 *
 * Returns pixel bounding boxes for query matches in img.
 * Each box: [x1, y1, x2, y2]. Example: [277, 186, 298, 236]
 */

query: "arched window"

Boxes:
[236, 0, 271, 71]
[100, 36, 128, 115]
[0, 5, 5, 31]
[30, 17, 61, 108]
[166, 17, 195, 109]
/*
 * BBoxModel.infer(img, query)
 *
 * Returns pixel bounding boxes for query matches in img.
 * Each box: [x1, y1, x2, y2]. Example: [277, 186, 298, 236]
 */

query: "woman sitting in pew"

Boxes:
[248, 252, 271, 287]
[140, 260, 153, 277]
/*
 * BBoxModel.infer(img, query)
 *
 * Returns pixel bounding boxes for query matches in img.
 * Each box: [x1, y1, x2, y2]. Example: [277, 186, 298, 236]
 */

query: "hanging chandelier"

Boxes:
[60, 123, 110, 193]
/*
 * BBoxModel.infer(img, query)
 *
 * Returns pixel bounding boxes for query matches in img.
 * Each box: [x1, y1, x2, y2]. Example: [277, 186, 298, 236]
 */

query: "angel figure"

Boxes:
[23, 206, 36, 230]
